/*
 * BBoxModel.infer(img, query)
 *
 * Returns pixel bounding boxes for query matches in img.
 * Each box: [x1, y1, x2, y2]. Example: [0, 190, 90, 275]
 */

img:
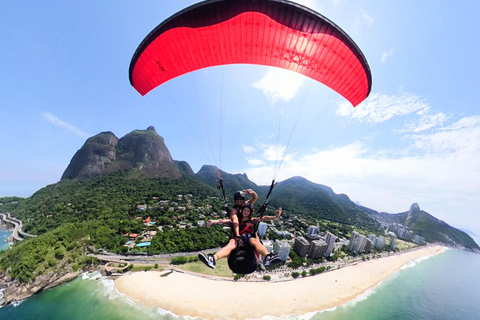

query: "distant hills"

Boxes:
[372, 204, 478, 249]
[8, 127, 480, 250]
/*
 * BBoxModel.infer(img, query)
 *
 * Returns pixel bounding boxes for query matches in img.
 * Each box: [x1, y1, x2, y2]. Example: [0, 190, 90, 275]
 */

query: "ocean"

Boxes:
[0, 248, 479, 320]
[0, 230, 12, 252]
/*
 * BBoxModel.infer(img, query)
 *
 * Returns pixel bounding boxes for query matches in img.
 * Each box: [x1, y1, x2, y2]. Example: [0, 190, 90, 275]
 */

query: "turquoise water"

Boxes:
[0, 230, 12, 252]
[0, 249, 479, 320]
[313, 249, 480, 320]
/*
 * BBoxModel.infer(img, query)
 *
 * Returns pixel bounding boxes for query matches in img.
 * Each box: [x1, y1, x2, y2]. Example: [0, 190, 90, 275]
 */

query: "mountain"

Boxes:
[196, 165, 260, 199]
[267, 177, 379, 228]
[175, 161, 195, 176]
[197, 171, 380, 231]
[61, 126, 181, 181]
[9, 126, 479, 250]
[197, 171, 478, 249]
[372, 203, 478, 250]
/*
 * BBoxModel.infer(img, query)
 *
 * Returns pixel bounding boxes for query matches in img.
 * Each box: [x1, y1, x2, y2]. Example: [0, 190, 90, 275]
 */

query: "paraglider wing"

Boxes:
[130, 0, 372, 107]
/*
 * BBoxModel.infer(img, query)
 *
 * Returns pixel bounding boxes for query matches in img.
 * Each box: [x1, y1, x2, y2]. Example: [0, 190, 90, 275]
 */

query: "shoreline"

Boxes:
[115, 245, 446, 319]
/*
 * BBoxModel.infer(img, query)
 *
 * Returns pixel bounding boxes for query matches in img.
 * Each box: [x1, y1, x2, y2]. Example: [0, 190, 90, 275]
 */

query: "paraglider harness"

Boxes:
[218, 179, 277, 274]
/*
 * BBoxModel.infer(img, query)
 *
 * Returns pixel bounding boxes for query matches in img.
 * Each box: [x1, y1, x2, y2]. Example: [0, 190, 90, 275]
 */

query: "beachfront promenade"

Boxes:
[0, 212, 36, 242]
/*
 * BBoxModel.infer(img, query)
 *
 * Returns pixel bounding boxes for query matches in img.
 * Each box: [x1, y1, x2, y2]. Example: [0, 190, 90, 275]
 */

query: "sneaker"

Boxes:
[264, 253, 281, 267]
[198, 253, 216, 269]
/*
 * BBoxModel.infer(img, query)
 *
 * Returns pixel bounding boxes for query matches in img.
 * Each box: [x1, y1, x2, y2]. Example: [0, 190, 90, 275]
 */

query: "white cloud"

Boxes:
[261, 144, 287, 162]
[247, 158, 265, 166]
[244, 115, 480, 230]
[241, 144, 256, 154]
[381, 49, 394, 63]
[397, 112, 448, 133]
[337, 93, 431, 124]
[408, 115, 480, 155]
[42, 112, 89, 139]
[253, 68, 305, 104]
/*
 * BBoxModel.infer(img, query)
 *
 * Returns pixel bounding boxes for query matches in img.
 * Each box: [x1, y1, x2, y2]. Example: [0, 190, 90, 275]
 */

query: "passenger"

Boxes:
[199, 203, 282, 270]
[197, 189, 257, 270]
[230, 189, 257, 238]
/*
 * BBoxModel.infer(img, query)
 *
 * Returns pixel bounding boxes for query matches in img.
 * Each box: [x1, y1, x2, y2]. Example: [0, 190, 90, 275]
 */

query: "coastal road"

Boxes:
[92, 247, 221, 265]
[0, 212, 36, 242]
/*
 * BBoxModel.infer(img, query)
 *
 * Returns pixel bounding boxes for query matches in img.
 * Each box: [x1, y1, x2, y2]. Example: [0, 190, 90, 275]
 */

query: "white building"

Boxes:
[348, 231, 359, 252]
[389, 232, 397, 250]
[308, 239, 328, 259]
[376, 236, 386, 249]
[307, 226, 319, 237]
[257, 222, 268, 237]
[325, 232, 337, 257]
[354, 234, 367, 253]
[274, 239, 291, 262]
[294, 237, 310, 257]
[368, 234, 377, 248]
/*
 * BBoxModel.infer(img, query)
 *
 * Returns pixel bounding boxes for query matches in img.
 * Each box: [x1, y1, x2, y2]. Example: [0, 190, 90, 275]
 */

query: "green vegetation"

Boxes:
[287, 250, 306, 269]
[0, 164, 476, 284]
[0, 223, 99, 282]
[0, 170, 233, 281]
[174, 255, 234, 278]
[309, 266, 329, 275]
[395, 239, 419, 251]
[11, 170, 219, 236]
[265, 177, 380, 232]
[233, 274, 244, 281]
[170, 256, 199, 265]
[0, 197, 26, 212]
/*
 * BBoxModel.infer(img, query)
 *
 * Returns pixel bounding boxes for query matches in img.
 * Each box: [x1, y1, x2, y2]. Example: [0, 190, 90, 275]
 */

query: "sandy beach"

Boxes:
[115, 245, 445, 319]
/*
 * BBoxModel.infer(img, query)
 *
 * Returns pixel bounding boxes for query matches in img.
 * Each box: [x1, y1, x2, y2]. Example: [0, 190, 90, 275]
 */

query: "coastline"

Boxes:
[114, 245, 445, 319]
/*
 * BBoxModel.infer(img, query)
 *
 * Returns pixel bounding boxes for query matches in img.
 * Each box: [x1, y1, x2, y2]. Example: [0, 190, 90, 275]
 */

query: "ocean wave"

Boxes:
[154, 307, 204, 320]
[152, 303, 321, 320]
[80, 271, 136, 306]
[11, 300, 25, 307]
[400, 251, 438, 271]
[330, 248, 445, 313]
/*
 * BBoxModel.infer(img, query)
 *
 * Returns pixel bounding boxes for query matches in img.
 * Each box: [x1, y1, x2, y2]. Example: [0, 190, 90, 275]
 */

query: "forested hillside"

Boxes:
[373, 204, 478, 250]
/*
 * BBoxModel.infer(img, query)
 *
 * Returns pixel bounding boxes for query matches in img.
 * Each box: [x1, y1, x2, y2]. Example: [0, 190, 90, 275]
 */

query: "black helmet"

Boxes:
[243, 203, 254, 213]
[234, 191, 245, 201]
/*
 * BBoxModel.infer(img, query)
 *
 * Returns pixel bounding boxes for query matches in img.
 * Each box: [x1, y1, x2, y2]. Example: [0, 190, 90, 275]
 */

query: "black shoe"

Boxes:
[198, 253, 216, 269]
[264, 253, 281, 266]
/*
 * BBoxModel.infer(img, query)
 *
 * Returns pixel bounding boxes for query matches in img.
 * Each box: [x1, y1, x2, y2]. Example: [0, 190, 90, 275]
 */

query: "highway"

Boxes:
[0, 212, 36, 242]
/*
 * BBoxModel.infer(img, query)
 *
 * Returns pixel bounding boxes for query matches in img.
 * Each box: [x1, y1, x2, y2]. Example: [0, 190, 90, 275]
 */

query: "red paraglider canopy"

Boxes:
[130, 0, 372, 107]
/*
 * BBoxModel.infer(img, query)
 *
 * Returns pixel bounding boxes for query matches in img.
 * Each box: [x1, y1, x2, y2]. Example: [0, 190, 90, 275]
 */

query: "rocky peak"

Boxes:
[405, 203, 421, 225]
[61, 127, 180, 181]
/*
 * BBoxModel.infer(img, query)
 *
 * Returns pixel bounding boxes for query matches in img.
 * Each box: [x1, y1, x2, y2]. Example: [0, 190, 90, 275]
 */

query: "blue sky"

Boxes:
[1, 1, 479, 236]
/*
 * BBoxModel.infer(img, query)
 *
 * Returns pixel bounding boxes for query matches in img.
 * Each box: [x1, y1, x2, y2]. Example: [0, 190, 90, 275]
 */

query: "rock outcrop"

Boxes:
[0, 267, 85, 306]
[61, 126, 181, 181]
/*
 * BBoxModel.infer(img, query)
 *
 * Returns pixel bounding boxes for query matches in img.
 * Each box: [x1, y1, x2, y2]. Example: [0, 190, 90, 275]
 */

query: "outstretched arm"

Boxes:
[259, 207, 282, 222]
[206, 218, 231, 228]
[244, 189, 258, 206]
